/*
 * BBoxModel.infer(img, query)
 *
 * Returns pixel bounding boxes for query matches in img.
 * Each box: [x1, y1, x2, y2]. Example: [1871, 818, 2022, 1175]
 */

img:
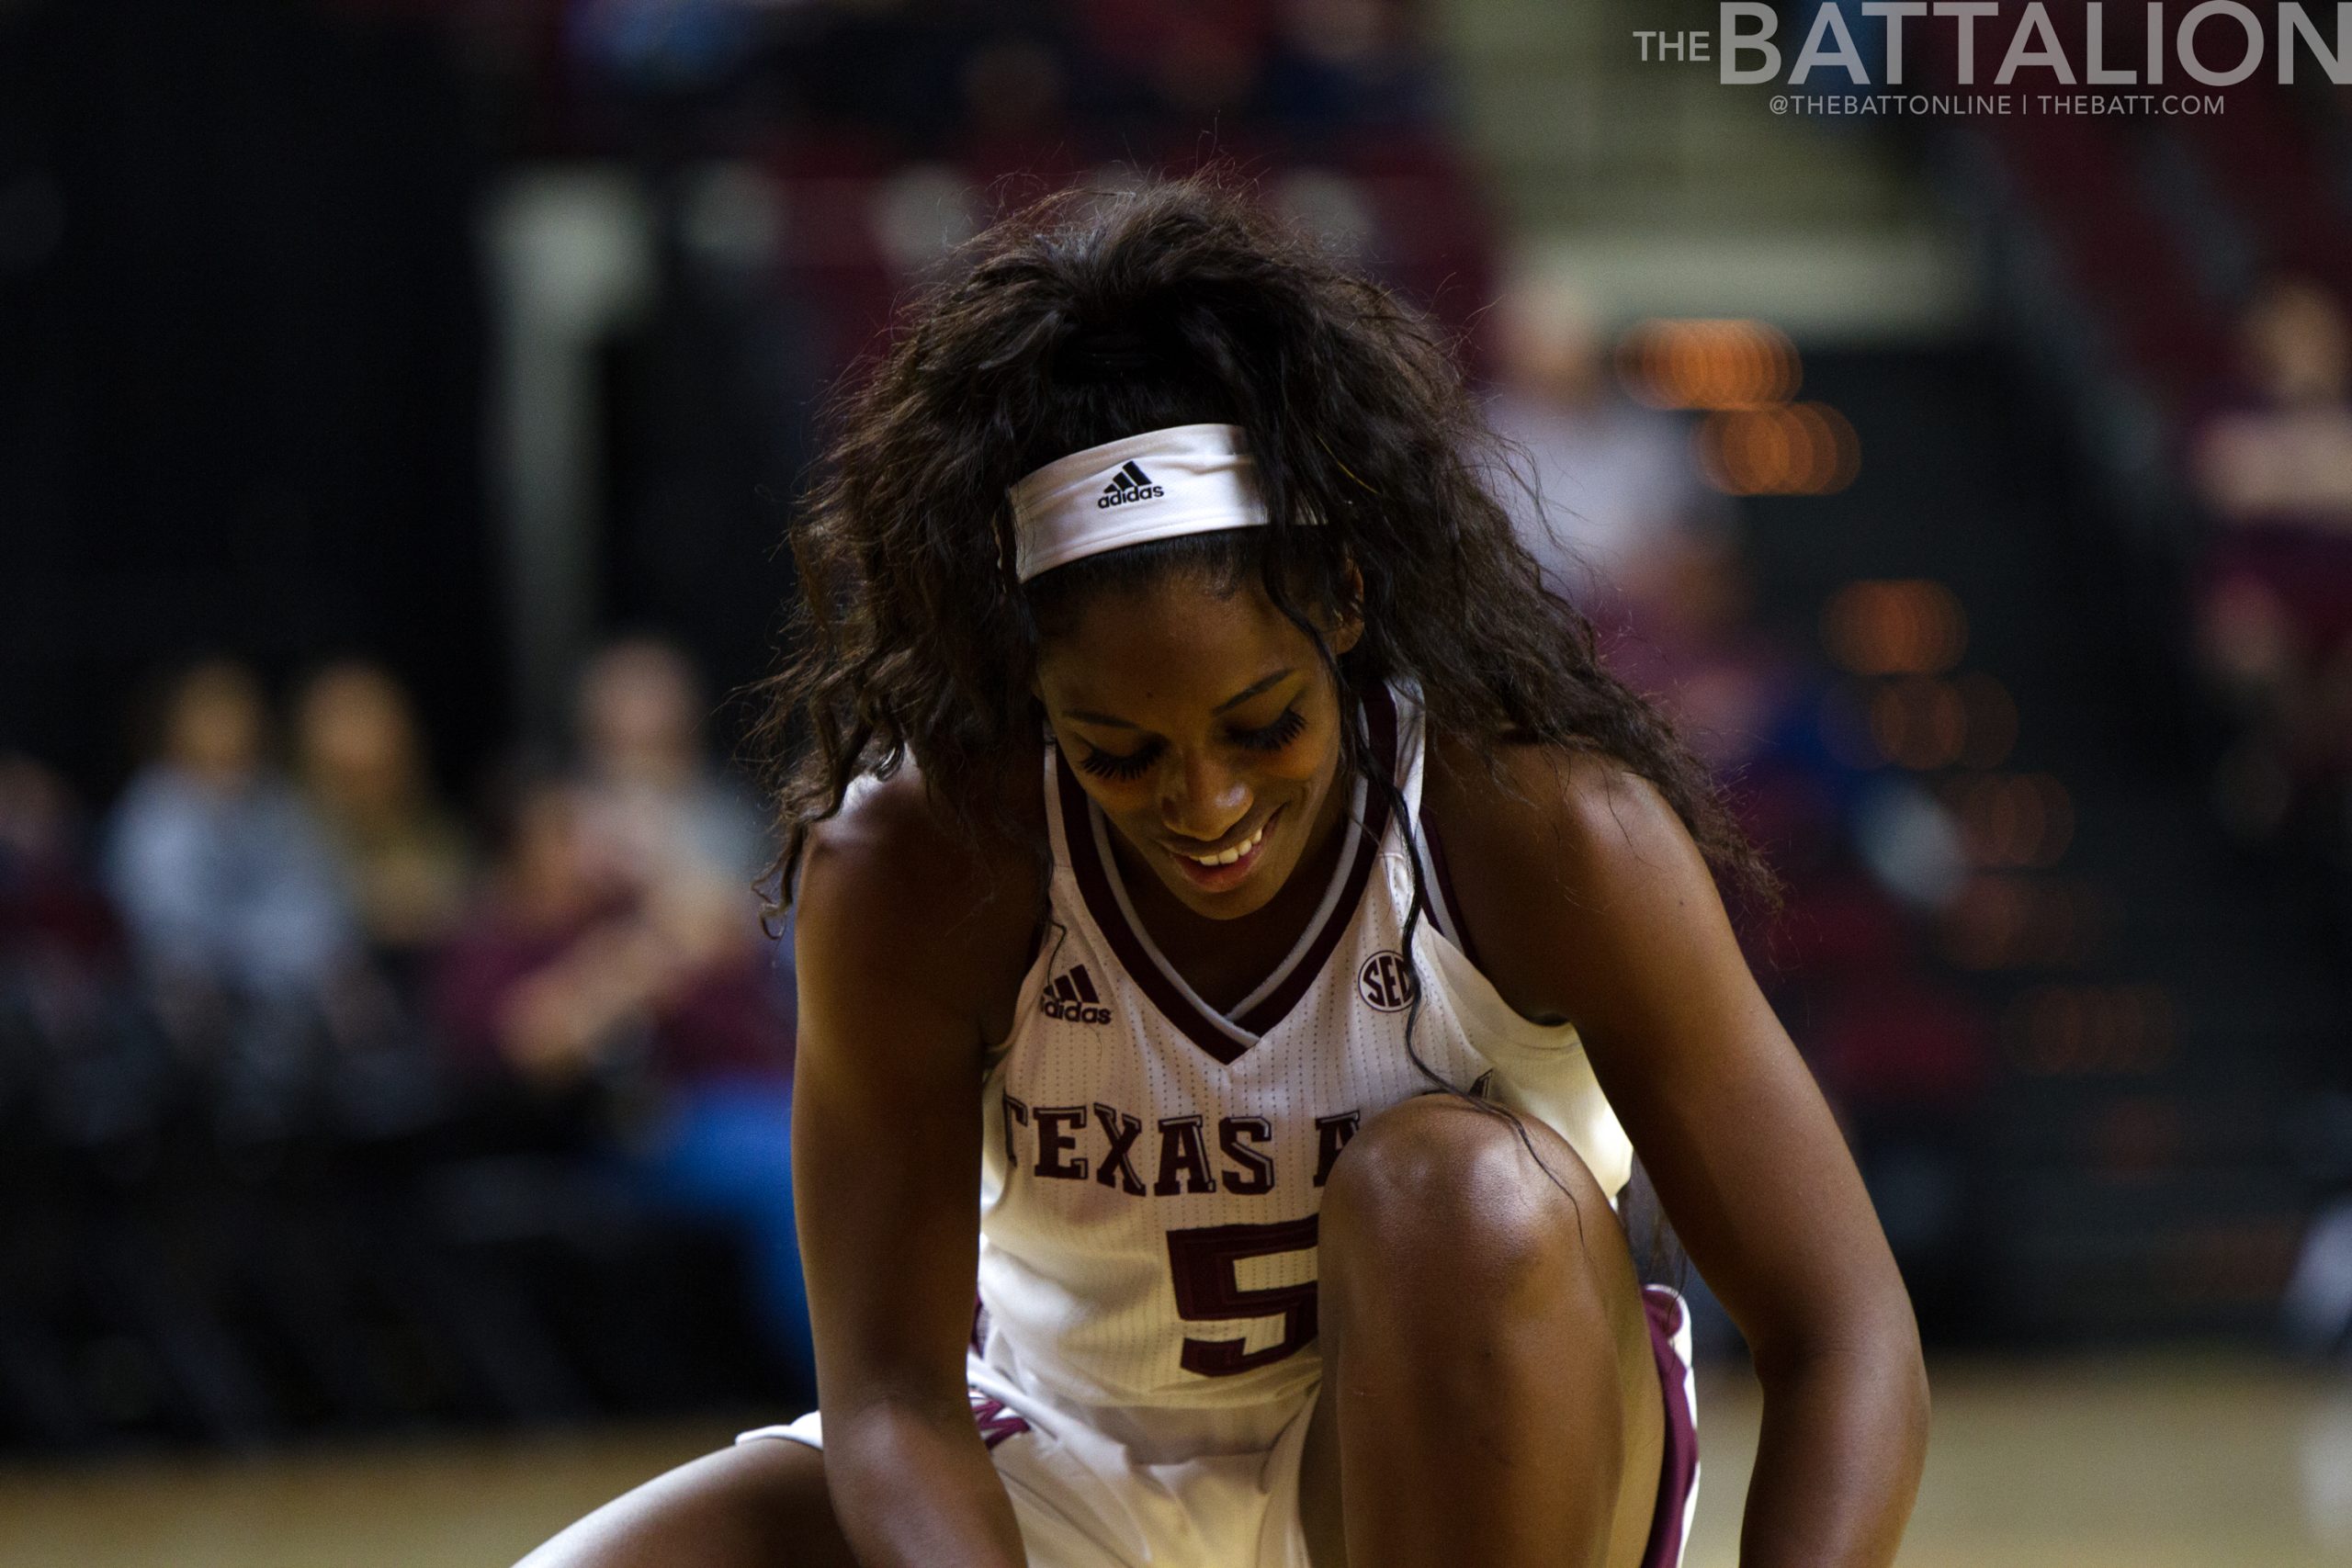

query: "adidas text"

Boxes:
[1040, 995, 1114, 1024]
[1095, 484, 1164, 510]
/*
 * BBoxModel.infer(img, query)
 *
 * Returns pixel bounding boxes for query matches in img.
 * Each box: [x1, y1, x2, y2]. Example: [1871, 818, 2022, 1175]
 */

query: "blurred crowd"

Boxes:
[1487, 278, 1991, 1346]
[0, 277, 2001, 1441]
[2196, 277, 2352, 1359]
[496, 0, 1446, 157]
[0, 0, 1505, 1450]
[0, 637, 810, 1431]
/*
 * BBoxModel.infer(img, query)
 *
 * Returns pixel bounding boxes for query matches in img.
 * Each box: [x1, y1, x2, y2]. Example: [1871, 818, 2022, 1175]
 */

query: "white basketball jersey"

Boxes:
[975, 686, 1634, 1416]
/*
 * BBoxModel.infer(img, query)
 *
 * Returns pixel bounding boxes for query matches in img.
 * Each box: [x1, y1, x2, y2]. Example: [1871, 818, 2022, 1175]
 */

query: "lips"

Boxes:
[1165, 808, 1278, 893]
[1178, 818, 1268, 867]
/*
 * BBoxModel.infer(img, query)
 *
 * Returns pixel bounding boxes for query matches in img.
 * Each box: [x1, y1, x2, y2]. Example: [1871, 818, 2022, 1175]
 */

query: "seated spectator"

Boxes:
[1482, 274, 1732, 638]
[433, 768, 806, 1382]
[105, 660, 360, 1019]
[433, 775, 778, 1088]
[2189, 276, 2352, 833]
[294, 662, 471, 982]
[573, 637, 770, 898]
[0, 752, 119, 976]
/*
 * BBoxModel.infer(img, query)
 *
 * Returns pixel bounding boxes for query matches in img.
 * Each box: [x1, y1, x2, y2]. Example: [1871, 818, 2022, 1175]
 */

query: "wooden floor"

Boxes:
[1, 1357, 2346, 1567]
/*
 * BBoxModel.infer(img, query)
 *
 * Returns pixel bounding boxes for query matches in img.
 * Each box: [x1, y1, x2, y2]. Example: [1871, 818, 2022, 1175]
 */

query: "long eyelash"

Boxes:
[1075, 708, 1303, 780]
[1231, 707, 1307, 751]
[1078, 742, 1160, 782]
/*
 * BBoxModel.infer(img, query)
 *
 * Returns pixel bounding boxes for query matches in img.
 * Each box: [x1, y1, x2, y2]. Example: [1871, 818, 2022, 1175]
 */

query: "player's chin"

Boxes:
[1165, 880, 1284, 922]
[1167, 875, 1281, 921]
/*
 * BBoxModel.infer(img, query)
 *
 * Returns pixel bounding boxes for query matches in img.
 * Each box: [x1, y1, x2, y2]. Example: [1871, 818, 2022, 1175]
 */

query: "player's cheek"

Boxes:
[1285, 709, 1349, 786]
[1263, 748, 1325, 789]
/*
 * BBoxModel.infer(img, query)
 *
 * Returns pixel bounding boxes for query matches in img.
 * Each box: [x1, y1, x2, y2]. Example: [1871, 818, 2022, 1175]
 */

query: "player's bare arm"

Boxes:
[1428, 734, 1930, 1568]
[792, 766, 1041, 1568]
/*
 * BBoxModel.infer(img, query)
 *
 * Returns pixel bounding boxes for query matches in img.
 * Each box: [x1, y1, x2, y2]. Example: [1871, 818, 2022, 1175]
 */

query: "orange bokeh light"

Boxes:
[1696, 403, 1860, 495]
[1821, 580, 1969, 675]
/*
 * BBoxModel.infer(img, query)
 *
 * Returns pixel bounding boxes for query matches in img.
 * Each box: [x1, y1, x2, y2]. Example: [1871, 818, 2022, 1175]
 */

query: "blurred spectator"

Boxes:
[104, 661, 360, 1013]
[2189, 276, 2352, 833]
[0, 755, 117, 968]
[295, 661, 472, 976]
[432, 755, 803, 1374]
[1485, 275, 1729, 632]
[574, 636, 770, 897]
[433, 774, 778, 1087]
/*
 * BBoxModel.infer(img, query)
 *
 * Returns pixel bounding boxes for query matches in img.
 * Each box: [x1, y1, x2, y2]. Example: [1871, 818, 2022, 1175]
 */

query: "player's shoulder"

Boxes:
[1422, 727, 1711, 1021]
[1423, 725, 1689, 879]
[795, 750, 1045, 989]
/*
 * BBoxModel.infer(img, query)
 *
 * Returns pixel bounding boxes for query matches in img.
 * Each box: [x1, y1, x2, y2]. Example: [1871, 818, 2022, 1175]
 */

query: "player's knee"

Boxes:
[1319, 1093, 1606, 1303]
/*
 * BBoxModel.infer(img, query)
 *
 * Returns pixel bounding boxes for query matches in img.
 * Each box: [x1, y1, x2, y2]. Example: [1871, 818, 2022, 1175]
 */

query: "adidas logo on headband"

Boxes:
[1009, 423, 1298, 583]
[1098, 461, 1166, 509]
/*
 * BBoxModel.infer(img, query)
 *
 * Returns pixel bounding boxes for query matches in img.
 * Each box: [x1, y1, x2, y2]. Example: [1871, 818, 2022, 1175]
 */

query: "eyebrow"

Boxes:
[1062, 668, 1296, 730]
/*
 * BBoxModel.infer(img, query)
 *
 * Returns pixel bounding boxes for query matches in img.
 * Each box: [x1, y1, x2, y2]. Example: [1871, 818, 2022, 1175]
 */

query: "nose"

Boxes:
[1159, 748, 1250, 845]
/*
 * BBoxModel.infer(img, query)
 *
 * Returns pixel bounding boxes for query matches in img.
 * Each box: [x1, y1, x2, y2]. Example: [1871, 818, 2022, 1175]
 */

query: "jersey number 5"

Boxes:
[1164, 1217, 1319, 1377]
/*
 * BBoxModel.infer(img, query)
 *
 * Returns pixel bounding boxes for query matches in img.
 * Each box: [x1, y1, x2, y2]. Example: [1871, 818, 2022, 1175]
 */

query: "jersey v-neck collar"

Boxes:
[1053, 685, 1399, 1066]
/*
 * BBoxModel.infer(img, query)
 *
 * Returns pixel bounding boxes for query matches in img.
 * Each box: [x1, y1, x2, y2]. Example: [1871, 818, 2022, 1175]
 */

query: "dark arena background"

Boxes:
[4, 1, 2352, 1563]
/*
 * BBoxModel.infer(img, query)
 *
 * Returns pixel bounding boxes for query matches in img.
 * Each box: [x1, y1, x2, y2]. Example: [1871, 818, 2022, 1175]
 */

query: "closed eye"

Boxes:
[1070, 706, 1306, 782]
[1229, 706, 1306, 752]
[1077, 740, 1162, 782]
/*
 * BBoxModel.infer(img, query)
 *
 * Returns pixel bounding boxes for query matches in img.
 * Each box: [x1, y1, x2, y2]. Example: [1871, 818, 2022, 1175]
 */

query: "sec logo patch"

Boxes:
[1357, 950, 1418, 1013]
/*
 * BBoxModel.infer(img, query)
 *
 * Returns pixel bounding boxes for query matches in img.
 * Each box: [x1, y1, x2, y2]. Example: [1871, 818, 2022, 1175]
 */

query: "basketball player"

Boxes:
[518, 176, 1927, 1568]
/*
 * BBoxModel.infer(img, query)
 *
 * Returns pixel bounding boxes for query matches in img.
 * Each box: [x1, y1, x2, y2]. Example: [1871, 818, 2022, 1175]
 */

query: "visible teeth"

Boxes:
[1186, 822, 1265, 867]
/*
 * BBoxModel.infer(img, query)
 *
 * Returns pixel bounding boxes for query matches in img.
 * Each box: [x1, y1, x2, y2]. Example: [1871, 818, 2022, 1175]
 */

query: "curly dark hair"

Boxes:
[751, 170, 1770, 917]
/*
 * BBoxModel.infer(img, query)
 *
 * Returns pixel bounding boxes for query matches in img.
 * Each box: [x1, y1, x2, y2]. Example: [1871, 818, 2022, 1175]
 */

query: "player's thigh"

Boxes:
[515, 1438, 854, 1568]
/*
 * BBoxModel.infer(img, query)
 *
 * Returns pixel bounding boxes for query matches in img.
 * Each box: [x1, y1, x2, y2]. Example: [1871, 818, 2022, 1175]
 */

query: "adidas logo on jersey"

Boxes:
[1095, 461, 1165, 509]
[1040, 964, 1114, 1025]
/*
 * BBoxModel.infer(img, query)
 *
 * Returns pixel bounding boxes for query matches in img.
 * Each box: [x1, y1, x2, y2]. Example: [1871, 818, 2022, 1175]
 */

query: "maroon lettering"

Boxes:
[1312, 1111, 1361, 1188]
[1165, 1217, 1320, 1376]
[1000, 1093, 1030, 1177]
[1217, 1115, 1274, 1195]
[1034, 1105, 1089, 1180]
[1093, 1102, 1147, 1195]
[1152, 1115, 1219, 1196]
[968, 1393, 1031, 1450]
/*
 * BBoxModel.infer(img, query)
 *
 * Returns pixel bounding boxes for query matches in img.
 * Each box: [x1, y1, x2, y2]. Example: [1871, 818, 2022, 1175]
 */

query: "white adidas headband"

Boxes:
[1008, 423, 1298, 583]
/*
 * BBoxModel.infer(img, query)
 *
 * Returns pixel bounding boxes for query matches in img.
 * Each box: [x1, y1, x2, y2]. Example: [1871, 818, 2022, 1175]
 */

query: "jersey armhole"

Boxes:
[983, 913, 1060, 1064]
[1418, 817, 1482, 972]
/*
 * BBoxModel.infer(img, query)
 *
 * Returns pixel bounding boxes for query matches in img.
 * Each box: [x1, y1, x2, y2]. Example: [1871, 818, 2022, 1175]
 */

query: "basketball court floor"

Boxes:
[0, 1357, 2344, 1566]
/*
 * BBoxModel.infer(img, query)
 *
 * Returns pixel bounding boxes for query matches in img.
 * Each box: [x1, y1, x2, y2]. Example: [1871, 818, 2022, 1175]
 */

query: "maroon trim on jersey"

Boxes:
[1419, 816, 1480, 971]
[1052, 684, 1400, 1066]
[1057, 753, 1246, 1061]
[1233, 685, 1396, 1038]
[1639, 1285, 1702, 1568]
